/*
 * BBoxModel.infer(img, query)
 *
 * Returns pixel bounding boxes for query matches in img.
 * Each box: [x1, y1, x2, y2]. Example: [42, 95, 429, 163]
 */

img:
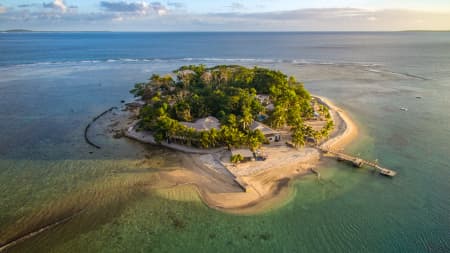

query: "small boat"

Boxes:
[400, 107, 408, 112]
[416, 96, 422, 99]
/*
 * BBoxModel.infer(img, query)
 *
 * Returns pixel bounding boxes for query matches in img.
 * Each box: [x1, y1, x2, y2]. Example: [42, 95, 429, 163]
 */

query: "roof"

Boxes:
[180, 116, 220, 131]
[231, 149, 254, 158]
[125, 100, 145, 108]
[256, 94, 270, 101]
[177, 69, 196, 76]
[265, 103, 275, 111]
[250, 121, 279, 135]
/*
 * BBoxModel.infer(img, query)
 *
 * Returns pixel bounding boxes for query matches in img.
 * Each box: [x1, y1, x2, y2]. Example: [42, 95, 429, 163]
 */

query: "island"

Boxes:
[110, 65, 360, 214]
[3, 29, 34, 33]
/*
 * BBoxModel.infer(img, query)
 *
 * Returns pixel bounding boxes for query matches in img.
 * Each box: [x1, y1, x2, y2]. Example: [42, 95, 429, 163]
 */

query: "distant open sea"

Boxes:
[0, 32, 449, 253]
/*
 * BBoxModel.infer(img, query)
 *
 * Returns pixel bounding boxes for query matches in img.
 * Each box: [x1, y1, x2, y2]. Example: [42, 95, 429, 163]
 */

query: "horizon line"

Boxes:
[3, 29, 450, 33]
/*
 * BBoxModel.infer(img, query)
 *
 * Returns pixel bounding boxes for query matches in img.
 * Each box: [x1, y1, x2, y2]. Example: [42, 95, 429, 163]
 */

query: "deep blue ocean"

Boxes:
[0, 32, 449, 253]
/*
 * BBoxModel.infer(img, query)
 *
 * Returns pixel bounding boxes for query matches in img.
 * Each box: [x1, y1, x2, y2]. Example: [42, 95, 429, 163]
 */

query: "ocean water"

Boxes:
[0, 32, 449, 252]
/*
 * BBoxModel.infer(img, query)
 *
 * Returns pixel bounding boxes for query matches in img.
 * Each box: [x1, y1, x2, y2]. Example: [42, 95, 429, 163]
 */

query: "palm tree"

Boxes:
[240, 106, 253, 130]
[247, 130, 265, 152]
[291, 124, 306, 148]
[209, 128, 219, 147]
[200, 131, 210, 148]
[271, 104, 287, 129]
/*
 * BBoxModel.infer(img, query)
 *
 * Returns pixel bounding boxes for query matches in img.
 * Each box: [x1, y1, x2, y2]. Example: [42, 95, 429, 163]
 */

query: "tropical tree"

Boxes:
[240, 106, 254, 130]
[200, 131, 211, 148]
[230, 154, 244, 164]
[246, 129, 266, 152]
[270, 104, 287, 129]
[291, 123, 306, 148]
[130, 64, 317, 150]
[209, 128, 220, 147]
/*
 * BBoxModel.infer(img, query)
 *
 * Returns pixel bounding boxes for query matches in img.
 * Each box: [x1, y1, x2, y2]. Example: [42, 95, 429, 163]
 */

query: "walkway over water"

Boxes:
[318, 147, 397, 177]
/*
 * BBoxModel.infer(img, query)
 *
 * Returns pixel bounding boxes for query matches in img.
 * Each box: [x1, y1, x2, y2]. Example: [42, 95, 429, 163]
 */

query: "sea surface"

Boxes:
[0, 32, 449, 252]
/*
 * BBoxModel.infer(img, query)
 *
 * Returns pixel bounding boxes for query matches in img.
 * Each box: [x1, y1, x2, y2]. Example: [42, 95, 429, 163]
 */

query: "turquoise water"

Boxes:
[0, 32, 449, 252]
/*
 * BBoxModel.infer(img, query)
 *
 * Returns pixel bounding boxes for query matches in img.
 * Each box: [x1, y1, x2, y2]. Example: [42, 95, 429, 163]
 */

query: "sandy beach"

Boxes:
[109, 95, 359, 214]
[315, 96, 359, 151]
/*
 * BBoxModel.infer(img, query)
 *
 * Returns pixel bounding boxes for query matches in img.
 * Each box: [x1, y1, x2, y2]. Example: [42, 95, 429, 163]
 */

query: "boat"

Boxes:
[400, 107, 408, 112]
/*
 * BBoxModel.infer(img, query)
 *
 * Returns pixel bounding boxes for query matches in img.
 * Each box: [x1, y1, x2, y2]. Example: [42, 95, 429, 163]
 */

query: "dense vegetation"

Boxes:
[130, 65, 332, 150]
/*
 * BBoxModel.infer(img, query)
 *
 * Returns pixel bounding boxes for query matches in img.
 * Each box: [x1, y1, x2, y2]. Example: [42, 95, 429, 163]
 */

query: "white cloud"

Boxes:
[167, 2, 184, 9]
[43, 0, 68, 13]
[100, 1, 168, 16]
[0, 7, 449, 31]
[229, 2, 245, 12]
[100, 1, 150, 13]
[151, 2, 168, 16]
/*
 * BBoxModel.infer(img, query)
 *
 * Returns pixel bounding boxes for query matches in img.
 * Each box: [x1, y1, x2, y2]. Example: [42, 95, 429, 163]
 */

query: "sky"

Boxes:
[0, 0, 449, 31]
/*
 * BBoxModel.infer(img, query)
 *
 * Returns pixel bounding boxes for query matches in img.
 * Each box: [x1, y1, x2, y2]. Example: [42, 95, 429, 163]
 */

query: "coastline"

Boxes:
[315, 96, 359, 151]
[113, 95, 359, 214]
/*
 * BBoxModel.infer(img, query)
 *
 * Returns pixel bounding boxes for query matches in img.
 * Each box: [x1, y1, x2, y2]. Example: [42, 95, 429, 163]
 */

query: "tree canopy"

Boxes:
[130, 65, 329, 149]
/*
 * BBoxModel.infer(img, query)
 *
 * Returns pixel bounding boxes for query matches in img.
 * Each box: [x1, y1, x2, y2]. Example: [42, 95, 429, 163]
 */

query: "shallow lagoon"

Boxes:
[0, 32, 449, 252]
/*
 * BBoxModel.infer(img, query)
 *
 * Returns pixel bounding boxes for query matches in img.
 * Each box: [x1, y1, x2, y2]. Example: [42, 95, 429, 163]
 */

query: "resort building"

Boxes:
[250, 121, 281, 143]
[256, 94, 275, 111]
[231, 148, 255, 162]
[166, 116, 221, 146]
[180, 116, 221, 131]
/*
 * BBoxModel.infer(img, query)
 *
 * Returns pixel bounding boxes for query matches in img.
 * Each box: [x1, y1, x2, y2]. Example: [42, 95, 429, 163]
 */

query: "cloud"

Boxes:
[43, 0, 68, 13]
[151, 2, 168, 16]
[0, 7, 449, 31]
[167, 2, 184, 9]
[18, 4, 38, 8]
[0, 5, 6, 14]
[100, 1, 150, 13]
[175, 8, 450, 31]
[228, 2, 245, 12]
[100, 1, 168, 16]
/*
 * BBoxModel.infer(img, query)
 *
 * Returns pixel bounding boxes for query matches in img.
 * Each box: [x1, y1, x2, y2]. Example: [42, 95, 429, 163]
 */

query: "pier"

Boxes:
[319, 147, 397, 177]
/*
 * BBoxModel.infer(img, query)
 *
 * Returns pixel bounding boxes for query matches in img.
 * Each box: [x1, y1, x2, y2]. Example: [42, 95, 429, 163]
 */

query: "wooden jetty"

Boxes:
[319, 147, 397, 177]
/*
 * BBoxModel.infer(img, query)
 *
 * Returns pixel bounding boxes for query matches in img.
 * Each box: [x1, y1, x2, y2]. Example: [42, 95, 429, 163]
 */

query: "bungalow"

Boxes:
[256, 94, 275, 111]
[168, 116, 220, 146]
[250, 121, 281, 143]
[231, 148, 255, 162]
[256, 94, 270, 105]
[180, 116, 221, 131]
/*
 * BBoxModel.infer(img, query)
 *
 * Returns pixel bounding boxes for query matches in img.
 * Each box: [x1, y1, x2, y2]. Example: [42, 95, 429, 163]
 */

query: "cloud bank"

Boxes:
[0, 1, 449, 31]
[99, 1, 168, 16]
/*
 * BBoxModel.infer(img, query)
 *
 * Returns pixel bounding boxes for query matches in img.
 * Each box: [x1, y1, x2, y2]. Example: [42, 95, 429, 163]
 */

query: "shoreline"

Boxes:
[315, 96, 359, 151]
[113, 95, 359, 214]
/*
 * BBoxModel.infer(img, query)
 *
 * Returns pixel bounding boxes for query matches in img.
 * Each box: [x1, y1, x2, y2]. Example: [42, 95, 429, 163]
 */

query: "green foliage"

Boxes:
[230, 154, 244, 163]
[246, 129, 266, 152]
[130, 65, 316, 150]
[291, 124, 306, 148]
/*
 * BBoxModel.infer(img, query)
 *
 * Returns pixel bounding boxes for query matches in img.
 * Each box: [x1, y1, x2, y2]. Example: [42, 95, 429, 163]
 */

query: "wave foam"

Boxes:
[1, 57, 386, 70]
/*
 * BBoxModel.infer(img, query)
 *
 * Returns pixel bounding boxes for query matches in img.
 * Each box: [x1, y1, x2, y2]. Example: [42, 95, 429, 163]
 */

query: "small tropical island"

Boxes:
[129, 64, 334, 152]
[106, 64, 383, 213]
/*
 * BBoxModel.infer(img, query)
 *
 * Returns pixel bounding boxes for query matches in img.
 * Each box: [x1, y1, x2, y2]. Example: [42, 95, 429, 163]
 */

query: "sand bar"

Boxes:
[113, 95, 359, 214]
